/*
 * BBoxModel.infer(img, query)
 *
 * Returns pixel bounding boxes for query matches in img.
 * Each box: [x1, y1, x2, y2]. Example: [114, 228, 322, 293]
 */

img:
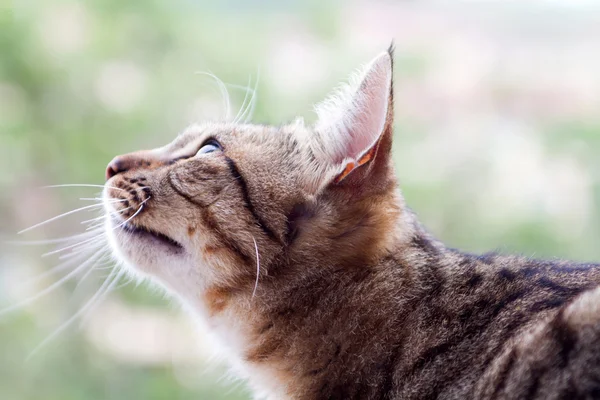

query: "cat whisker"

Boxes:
[85, 221, 109, 231]
[77, 268, 125, 329]
[195, 71, 232, 121]
[6, 228, 103, 246]
[84, 209, 134, 231]
[232, 69, 260, 124]
[110, 274, 135, 291]
[77, 254, 114, 273]
[43, 184, 125, 191]
[233, 75, 253, 124]
[110, 198, 149, 229]
[19, 244, 106, 288]
[41, 233, 107, 258]
[80, 208, 127, 225]
[85, 214, 123, 231]
[80, 215, 107, 225]
[18, 203, 110, 235]
[27, 267, 125, 359]
[241, 68, 260, 123]
[42, 197, 149, 258]
[43, 184, 150, 194]
[57, 237, 107, 260]
[73, 251, 112, 292]
[79, 197, 127, 202]
[0, 247, 107, 317]
[252, 236, 260, 298]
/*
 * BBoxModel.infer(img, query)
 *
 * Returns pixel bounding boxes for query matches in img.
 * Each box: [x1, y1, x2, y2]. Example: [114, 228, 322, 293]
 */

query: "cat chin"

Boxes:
[119, 219, 184, 253]
[105, 218, 186, 276]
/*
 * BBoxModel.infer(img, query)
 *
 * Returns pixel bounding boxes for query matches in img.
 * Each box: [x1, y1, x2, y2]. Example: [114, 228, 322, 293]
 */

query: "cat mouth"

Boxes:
[115, 219, 184, 252]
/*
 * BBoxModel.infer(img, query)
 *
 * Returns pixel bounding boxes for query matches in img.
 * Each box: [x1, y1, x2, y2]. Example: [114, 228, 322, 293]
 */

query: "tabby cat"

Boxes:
[103, 47, 600, 399]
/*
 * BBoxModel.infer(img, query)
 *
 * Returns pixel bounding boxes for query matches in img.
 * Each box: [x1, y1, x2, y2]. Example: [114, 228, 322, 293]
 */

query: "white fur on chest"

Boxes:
[186, 302, 291, 400]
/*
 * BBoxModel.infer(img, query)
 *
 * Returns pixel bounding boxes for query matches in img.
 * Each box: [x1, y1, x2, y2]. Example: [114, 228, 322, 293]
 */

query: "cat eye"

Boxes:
[197, 139, 222, 155]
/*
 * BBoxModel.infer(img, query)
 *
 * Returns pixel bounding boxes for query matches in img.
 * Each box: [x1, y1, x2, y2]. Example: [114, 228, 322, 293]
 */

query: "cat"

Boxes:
[102, 46, 600, 399]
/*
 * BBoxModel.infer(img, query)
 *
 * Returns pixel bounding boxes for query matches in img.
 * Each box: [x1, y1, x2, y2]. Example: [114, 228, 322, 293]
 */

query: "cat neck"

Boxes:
[191, 202, 445, 398]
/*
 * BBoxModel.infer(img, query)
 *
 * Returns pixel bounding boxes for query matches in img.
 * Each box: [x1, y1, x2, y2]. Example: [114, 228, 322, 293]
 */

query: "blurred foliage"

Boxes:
[3, 0, 600, 399]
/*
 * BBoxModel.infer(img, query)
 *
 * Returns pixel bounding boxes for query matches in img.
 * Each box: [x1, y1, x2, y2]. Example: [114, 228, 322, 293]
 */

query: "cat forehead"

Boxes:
[172, 121, 314, 151]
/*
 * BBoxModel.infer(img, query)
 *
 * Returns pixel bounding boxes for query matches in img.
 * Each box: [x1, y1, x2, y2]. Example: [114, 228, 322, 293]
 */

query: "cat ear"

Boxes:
[314, 48, 394, 184]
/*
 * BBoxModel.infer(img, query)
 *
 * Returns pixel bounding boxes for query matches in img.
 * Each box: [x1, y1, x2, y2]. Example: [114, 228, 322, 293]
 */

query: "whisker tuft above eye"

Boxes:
[194, 70, 232, 121]
[231, 70, 259, 124]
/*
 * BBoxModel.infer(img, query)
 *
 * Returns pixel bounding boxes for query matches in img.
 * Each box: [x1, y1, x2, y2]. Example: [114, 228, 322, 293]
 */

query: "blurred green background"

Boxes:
[3, 1, 600, 399]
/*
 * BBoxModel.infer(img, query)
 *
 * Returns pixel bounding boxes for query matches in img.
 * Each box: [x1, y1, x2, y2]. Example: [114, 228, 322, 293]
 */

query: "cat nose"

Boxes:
[105, 156, 130, 180]
[105, 151, 164, 180]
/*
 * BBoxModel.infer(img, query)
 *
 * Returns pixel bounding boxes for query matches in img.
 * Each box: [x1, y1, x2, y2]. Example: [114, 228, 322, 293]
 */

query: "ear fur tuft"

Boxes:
[313, 50, 393, 170]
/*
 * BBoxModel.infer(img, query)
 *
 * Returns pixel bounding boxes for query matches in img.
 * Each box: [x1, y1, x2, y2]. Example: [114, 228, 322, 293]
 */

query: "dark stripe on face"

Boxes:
[199, 208, 253, 264]
[167, 174, 252, 264]
[224, 156, 280, 243]
[167, 173, 213, 208]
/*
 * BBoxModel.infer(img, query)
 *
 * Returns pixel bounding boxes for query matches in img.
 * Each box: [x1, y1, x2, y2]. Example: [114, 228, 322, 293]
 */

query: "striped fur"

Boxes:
[103, 48, 600, 399]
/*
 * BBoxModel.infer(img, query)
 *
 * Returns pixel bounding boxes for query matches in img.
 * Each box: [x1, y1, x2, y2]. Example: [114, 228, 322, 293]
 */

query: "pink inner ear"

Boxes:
[338, 72, 390, 164]
[315, 52, 392, 166]
[334, 144, 377, 183]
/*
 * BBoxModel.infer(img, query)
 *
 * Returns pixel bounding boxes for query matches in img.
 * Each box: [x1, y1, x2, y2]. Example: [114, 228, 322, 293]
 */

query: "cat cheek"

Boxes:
[170, 166, 227, 198]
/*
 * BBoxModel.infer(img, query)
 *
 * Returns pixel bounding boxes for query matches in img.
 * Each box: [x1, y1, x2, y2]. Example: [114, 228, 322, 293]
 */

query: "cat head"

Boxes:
[103, 48, 406, 307]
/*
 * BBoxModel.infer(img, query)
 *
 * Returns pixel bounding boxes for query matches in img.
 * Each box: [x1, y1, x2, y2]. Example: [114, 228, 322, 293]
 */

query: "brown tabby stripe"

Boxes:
[394, 237, 594, 398]
[166, 174, 211, 208]
[166, 173, 252, 263]
[376, 343, 404, 398]
[549, 310, 577, 369]
[491, 348, 517, 397]
[199, 207, 253, 264]
[223, 156, 280, 243]
[307, 344, 341, 376]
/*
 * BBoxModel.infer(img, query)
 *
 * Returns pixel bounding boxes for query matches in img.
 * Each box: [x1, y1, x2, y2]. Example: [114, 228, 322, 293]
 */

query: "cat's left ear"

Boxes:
[314, 47, 394, 187]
